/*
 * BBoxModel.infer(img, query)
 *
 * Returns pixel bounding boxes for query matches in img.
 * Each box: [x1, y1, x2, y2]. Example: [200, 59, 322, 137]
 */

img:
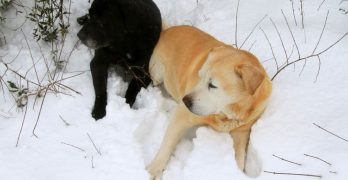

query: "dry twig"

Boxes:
[16, 82, 29, 147]
[234, 0, 241, 48]
[300, 0, 305, 29]
[271, 32, 348, 80]
[21, 29, 41, 85]
[318, 0, 326, 11]
[272, 154, 302, 166]
[312, 11, 329, 54]
[59, 115, 70, 126]
[270, 18, 289, 64]
[304, 153, 331, 166]
[87, 133, 102, 155]
[61, 142, 86, 152]
[264, 170, 322, 178]
[91, 156, 95, 168]
[32, 88, 48, 138]
[271, 9, 348, 81]
[239, 15, 267, 49]
[290, 0, 298, 26]
[313, 123, 348, 143]
[281, 10, 301, 60]
[260, 28, 278, 69]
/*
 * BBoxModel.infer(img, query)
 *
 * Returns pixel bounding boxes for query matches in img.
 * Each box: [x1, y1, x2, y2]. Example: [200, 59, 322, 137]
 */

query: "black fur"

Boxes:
[77, 0, 162, 120]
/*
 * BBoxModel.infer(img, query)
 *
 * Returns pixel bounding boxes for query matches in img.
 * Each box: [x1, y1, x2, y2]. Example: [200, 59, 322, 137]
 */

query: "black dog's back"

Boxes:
[77, 0, 162, 120]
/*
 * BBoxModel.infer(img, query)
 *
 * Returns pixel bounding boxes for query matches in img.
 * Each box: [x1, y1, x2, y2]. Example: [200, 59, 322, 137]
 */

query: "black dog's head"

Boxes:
[77, 0, 125, 49]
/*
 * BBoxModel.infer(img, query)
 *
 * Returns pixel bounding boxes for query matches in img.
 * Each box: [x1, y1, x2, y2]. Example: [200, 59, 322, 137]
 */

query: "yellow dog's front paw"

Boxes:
[146, 163, 163, 180]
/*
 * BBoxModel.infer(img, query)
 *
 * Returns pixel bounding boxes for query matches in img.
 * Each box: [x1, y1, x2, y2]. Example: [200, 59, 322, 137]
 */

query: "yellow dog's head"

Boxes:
[182, 46, 270, 121]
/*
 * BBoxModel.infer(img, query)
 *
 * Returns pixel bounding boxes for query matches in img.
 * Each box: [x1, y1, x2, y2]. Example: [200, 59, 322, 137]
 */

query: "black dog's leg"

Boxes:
[90, 59, 109, 120]
[125, 70, 151, 107]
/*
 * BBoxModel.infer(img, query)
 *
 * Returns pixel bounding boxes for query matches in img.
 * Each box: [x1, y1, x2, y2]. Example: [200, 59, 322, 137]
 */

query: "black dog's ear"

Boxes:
[77, 14, 90, 25]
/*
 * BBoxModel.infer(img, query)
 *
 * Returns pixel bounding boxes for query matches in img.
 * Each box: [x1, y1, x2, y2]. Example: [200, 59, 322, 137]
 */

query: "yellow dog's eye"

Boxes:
[208, 82, 217, 89]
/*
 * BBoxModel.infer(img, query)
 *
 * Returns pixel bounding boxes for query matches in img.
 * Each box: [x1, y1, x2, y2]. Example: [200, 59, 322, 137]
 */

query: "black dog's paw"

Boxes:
[125, 83, 137, 108]
[91, 105, 106, 120]
[77, 14, 89, 26]
[91, 98, 107, 120]
[125, 97, 136, 108]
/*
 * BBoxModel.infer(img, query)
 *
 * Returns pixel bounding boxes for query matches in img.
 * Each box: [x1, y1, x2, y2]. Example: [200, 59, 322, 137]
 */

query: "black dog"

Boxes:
[77, 0, 162, 120]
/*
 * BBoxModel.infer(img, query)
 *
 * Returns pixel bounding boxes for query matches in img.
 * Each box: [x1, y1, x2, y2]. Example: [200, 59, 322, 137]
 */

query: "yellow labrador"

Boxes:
[147, 25, 272, 179]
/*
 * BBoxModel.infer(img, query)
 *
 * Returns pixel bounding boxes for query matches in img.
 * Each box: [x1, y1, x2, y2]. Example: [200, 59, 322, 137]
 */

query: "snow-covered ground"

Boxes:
[1, 0, 348, 180]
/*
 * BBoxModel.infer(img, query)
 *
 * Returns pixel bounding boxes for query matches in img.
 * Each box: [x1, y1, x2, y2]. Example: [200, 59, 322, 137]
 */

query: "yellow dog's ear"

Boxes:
[199, 46, 235, 76]
[235, 64, 264, 95]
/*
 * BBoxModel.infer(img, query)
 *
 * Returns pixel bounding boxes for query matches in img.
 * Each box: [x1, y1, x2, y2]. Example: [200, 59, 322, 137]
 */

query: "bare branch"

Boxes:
[271, 32, 348, 81]
[272, 154, 302, 166]
[313, 123, 348, 143]
[270, 18, 289, 64]
[87, 133, 102, 156]
[264, 171, 322, 178]
[318, 0, 327, 11]
[59, 115, 70, 126]
[281, 10, 301, 60]
[91, 156, 95, 168]
[32, 87, 48, 138]
[312, 11, 329, 54]
[239, 15, 267, 49]
[235, 0, 241, 48]
[290, 0, 298, 26]
[300, 0, 305, 29]
[248, 40, 257, 51]
[16, 82, 29, 147]
[61, 142, 86, 152]
[304, 153, 331, 166]
[1, 62, 41, 87]
[21, 29, 41, 85]
[299, 58, 307, 77]
[260, 27, 279, 70]
[317, 33, 348, 56]
[314, 56, 321, 83]
[35, 41, 53, 82]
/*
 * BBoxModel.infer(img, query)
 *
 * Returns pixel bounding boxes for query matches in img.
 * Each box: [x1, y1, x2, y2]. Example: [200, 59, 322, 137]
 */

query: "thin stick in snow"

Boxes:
[300, 0, 305, 29]
[61, 142, 86, 152]
[264, 171, 322, 178]
[248, 40, 257, 51]
[312, 11, 329, 54]
[271, 32, 348, 81]
[314, 56, 321, 83]
[59, 115, 71, 126]
[270, 18, 289, 64]
[239, 15, 267, 49]
[21, 29, 41, 86]
[290, 0, 298, 26]
[281, 9, 301, 60]
[234, 0, 240, 48]
[318, 0, 326, 11]
[304, 153, 332, 166]
[91, 156, 95, 168]
[298, 57, 307, 77]
[260, 28, 278, 70]
[87, 133, 102, 155]
[313, 123, 348, 143]
[32, 87, 48, 138]
[16, 82, 29, 147]
[272, 154, 302, 166]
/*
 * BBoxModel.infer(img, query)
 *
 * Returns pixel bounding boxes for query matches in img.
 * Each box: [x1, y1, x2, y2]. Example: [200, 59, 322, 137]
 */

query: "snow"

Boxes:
[1, 0, 348, 180]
